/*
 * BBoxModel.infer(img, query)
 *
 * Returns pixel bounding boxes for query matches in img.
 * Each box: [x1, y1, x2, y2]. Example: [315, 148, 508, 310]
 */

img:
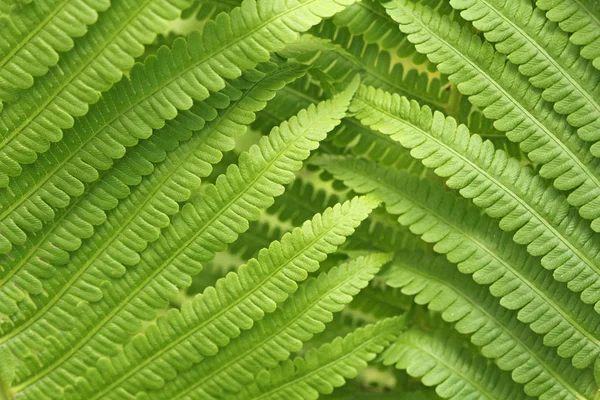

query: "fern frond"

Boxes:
[0, 0, 110, 101]
[537, 0, 600, 71]
[141, 252, 392, 400]
[383, 0, 600, 222]
[385, 251, 597, 400]
[0, 61, 305, 331]
[233, 316, 404, 400]
[0, 0, 188, 187]
[297, 22, 523, 161]
[270, 166, 425, 253]
[61, 196, 379, 400]
[318, 155, 600, 368]
[450, 0, 600, 154]
[241, 169, 425, 259]
[0, 84, 229, 319]
[0, 0, 357, 252]
[253, 72, 422, 169]
[384, 328, 529, 400]
[347, 85, 600, 312]
[5, 86, 360, 399]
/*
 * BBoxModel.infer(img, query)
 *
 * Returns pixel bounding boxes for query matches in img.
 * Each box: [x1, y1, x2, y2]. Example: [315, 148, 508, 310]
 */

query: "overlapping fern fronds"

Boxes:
[1, 0, 599, 399]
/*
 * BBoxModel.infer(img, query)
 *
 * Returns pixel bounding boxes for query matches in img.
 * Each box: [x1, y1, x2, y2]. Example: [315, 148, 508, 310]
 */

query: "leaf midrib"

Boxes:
[252, 330, 390, 400]
[394, 335, 508, 400]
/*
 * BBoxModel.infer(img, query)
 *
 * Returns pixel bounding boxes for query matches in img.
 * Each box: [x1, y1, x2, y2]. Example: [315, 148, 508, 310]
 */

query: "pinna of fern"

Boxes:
[1, 0, 600, 399]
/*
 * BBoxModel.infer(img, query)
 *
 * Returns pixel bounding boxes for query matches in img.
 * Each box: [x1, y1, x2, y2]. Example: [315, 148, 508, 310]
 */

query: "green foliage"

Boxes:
[0, 0, 599, 399]
[234, 316, 404, 400]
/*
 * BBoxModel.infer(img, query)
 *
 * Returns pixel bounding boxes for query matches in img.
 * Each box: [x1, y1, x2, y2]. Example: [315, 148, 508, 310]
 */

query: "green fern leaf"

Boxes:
[233, 315, 404, 400]
[0, 0, 358, 253]
[229, 172, 423, 265]
[0, 0, 111, 101]
[140, 252, 393, 400]
[386, 251, 597, 400]
[4, 85, 361, 399]
[0, 1, 594, 398]
[0, 61, 306, 330]
[317, 155, 600, 369]
[384, 328, 530, 400]
[0, 83, 230, 319]
[450, 0, 600, 155]
[254, 72, 430, 170]
[347, 85, 600, 312]
[537, 0, 600, 71]
[61, 196, 380, 400]
[294, 22, 516, 160]
[383, 0, 600, 223]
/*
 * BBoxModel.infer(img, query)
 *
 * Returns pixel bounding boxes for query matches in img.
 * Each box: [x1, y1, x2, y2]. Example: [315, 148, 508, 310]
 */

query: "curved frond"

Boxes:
[4, 85, 360, 399]
[62, 196, 380, 400]
[0, 1, 594, 398]
[450, 0, 600, 154]
[0, 0, 110, 101]
[386, 251, 597, 400]
[141, 252, 393, 400]
[348, 85, 600, 312]
[318, 155, 600, 369]
[255, 73, 433, 171]
[537, 0, 600, 71]
[383, 0, 600, 224]
[0, 0, 357, 253]
[0, 61, 306, 331]
[384, 328, 529, 400]
[291, 24, 520, 161]
[233, 316, 404, 400]
[0, 0, 188, 186]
